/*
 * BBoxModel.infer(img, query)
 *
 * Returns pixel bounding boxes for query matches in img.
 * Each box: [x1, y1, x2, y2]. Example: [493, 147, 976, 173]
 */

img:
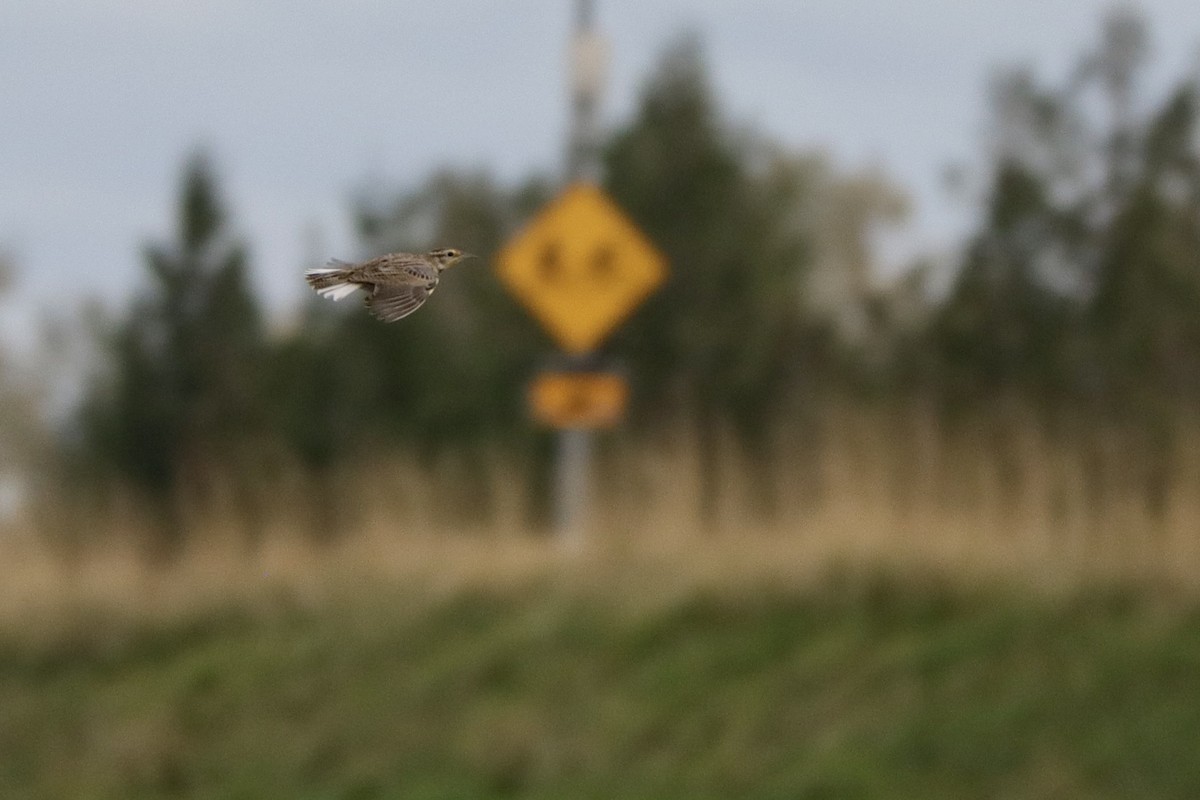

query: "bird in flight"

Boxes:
[305, 248, 473, 321]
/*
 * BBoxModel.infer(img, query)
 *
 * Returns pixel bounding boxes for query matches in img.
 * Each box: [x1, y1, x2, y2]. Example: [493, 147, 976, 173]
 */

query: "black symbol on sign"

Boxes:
[539, 242, 562, 282]
[591, 244, 616, 283]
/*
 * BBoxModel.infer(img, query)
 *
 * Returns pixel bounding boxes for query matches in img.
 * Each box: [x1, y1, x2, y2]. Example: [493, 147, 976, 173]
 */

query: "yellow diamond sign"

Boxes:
[496, 182, 668, 354]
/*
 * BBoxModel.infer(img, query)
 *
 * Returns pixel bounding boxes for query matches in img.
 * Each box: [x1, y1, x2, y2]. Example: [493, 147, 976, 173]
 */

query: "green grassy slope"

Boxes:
[3, 575, 1200, 799]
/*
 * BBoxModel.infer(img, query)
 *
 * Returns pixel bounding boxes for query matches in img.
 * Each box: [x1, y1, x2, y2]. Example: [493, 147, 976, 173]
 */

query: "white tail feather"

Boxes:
[316, 282, 360, 301]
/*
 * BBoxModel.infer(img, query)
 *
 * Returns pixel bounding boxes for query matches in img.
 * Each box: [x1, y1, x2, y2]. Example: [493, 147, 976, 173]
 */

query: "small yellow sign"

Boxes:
[529, 371, 628, 429]
[496, 183, 668, 354]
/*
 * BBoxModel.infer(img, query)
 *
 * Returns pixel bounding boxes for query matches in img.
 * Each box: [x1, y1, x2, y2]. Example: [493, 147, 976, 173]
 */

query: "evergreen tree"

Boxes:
[603, 35, 810, 519]
[78, 153, 265, 550]
[1089, 85, 1200, 402]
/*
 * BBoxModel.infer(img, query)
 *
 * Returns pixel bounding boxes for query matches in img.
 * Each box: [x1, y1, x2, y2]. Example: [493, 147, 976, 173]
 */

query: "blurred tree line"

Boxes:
[935, 7, 1200, 411]
[58, 9, 1200, 548]
[927, 7, 1200, 515]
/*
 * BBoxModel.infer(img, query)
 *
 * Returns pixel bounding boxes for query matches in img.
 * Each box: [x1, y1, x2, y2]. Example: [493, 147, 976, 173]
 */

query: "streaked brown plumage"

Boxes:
[304, 248, 473, 321]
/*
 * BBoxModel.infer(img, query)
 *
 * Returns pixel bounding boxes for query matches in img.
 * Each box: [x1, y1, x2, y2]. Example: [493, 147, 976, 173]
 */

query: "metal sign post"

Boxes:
[557, 0, 602, 550]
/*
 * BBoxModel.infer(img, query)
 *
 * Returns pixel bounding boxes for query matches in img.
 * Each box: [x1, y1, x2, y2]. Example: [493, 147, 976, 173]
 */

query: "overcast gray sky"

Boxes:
[2, 1, 1198, 351]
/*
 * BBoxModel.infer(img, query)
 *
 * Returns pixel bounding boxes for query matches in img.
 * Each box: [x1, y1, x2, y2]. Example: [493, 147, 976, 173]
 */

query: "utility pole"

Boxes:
[567, 0, 605, 184]
[555, 0, 608, 549]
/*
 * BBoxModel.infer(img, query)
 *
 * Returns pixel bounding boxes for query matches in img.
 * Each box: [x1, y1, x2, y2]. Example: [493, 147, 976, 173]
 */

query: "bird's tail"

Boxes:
[305, 260, 361, 301]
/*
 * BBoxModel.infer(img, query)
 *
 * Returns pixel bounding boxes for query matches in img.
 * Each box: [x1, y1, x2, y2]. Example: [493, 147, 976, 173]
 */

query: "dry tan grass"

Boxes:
[5, 404, 1200, 638]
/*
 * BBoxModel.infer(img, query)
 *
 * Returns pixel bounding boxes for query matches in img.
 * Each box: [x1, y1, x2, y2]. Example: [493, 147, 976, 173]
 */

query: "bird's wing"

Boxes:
[359, 254, 438, 285]
[365, 282, 431, 322]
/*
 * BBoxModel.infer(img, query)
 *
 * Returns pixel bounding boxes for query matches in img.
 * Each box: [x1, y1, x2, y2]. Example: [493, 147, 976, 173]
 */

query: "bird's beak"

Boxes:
[462, 253, 478, 260]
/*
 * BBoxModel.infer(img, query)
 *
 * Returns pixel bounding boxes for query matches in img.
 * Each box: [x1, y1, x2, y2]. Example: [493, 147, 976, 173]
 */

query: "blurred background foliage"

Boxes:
[5, 9, 1200, 797]
[935, 6, 1200, 413]
[9, 8, 1200, 552]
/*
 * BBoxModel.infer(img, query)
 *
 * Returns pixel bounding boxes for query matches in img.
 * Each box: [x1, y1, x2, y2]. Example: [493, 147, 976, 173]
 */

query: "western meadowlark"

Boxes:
[304, 248, 473, 321]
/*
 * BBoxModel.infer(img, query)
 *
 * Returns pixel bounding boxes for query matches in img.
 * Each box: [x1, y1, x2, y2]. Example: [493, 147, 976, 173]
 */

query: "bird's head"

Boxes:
[428, 248, 475, 270]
